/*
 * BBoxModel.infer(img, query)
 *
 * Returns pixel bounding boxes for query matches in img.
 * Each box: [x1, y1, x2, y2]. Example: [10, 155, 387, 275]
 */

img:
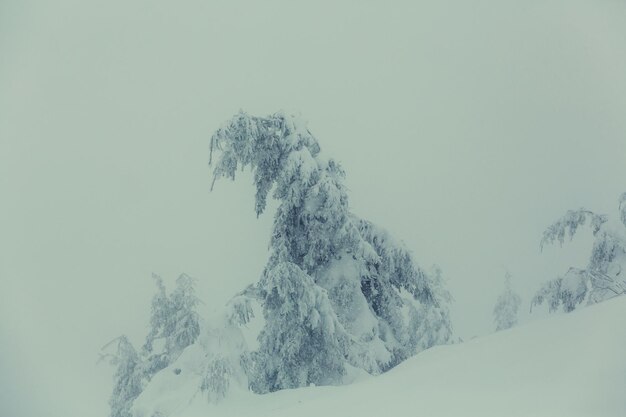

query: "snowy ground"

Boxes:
[162, 296, 626, 417]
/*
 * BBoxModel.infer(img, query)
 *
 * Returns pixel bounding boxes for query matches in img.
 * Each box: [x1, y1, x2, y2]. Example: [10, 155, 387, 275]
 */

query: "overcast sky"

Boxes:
[2, 1, 626, 416]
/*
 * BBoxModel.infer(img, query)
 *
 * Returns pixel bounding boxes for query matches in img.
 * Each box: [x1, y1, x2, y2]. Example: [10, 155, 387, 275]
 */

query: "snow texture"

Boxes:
[157, 295, 626, 417]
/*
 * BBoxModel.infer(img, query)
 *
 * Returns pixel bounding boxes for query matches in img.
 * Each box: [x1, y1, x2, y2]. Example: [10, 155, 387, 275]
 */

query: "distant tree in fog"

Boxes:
[493, 271, 521, 331]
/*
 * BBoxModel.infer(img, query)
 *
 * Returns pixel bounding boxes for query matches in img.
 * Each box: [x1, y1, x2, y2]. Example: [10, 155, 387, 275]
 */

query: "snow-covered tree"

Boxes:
[101, 336, 143, 417]
[493, 272, 521, 331]
[167, 273, 201, 355]
[103, 273, 201, 416]
[201, 356, 233, 402]
[142, 274, 200, 376]
[210, 111, 452, 391]
[533, 197, 626, 313]
[409, 265, 453, 351]
[142, 274, 170, 376]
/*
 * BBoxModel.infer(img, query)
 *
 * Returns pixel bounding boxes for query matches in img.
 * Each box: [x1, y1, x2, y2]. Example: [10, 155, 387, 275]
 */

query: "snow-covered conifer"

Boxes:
[102, 336, 143, 417]
[104, 274, 201, 415]
[167, 273, 201, 356]
[533, 196, 626, 313]
[210, 111, 453, 391]
[201, 357, 233, 402]
[493, 272, 521, 331]
[142, 274, 170, 376]
[409, 265, 453, 351]
[143, 273, 200, 374]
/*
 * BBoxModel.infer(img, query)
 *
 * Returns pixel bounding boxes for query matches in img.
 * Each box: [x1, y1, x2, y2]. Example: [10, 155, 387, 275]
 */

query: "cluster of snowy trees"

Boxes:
[102, 110, 624, 417]
[493, 193, 626, 329]
[532, 194, 626, 313]
[101, 274, 200, 417]
[105, 112, 455, 416]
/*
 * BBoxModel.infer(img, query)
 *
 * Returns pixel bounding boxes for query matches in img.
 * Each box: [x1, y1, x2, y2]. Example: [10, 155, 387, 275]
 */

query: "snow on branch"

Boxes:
[540, 209, 607, 251]
[209, 111, 320, 216]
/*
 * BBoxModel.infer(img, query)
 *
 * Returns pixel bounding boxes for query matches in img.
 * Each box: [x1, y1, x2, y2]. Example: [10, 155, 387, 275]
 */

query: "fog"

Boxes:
[2, 1, 625, 416]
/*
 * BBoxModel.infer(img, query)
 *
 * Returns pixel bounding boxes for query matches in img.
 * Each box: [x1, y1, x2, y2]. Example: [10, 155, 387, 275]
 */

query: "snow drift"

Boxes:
[134, 295, 626, 417]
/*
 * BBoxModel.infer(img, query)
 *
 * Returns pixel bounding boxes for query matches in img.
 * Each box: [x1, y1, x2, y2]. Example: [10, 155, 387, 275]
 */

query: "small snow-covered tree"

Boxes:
[210, 111, 453, 391]
[409, 265, 453, 351]
[143, 273, 200, 375]
[493, 272, 521, 331]
[101, 336, 143, 417]
[167, 273, 201, 355]
[201, 357, 233, 402]
[533, 197, 626, 313]
[103, 273, 201, 416]
[142, 274, 170, 376]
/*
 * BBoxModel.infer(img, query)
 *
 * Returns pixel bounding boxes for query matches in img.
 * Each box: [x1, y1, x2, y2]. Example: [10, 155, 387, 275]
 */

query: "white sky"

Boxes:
[2, 1, 626, 416]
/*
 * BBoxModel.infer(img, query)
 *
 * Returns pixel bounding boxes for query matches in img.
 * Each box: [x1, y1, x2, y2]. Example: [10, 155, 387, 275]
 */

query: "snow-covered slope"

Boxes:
[166, 296, 626, 417]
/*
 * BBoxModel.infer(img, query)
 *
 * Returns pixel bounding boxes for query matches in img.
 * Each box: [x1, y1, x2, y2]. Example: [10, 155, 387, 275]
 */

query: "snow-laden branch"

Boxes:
[540, 209, 607, 251]
[535, 192, 626, 314]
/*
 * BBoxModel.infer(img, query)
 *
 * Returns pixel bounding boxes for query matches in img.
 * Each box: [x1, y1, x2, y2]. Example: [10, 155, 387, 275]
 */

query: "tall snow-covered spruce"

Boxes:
[210, 111, 452, 392]
[532, 195, 626, 313]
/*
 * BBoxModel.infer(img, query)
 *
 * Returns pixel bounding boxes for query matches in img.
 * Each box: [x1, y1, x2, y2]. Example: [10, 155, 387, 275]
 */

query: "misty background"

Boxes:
[1, 1, 625, 416]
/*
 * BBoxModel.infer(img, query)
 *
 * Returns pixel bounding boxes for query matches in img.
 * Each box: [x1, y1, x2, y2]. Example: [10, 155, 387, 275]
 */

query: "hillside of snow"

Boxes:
[138, 296, 625, 417]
